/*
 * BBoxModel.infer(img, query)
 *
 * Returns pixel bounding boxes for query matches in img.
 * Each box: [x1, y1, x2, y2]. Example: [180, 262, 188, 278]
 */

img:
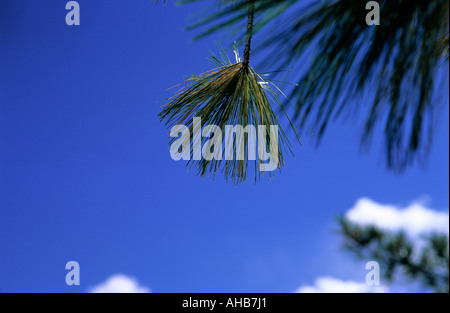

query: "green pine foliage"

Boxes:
[182, 0, 450, 171]
[340, 218, 449, 293]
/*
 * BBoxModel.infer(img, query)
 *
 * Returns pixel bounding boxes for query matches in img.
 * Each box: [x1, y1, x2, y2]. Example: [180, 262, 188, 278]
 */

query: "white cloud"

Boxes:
[89, 274, 151, 293]
[295, 277, 387, 293]
[345, 198, 449, 238]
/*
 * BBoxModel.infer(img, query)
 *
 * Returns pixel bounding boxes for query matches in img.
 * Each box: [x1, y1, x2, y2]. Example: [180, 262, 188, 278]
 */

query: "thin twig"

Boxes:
[242, 0, 255, 70]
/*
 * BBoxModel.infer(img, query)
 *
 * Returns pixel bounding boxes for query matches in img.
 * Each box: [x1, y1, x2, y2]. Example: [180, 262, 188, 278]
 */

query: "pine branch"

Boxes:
[242, 0, 255, 70]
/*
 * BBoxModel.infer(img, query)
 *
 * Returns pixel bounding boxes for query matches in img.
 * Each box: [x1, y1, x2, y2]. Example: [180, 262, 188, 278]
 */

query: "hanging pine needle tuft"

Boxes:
[159, 0, 303, 185]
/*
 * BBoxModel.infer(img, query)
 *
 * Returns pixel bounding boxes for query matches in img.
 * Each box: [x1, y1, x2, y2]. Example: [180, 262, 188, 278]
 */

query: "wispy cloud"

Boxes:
[89, 274, 151, 293]
[345, 197, 449, 238]
[295, 277, 387, 293]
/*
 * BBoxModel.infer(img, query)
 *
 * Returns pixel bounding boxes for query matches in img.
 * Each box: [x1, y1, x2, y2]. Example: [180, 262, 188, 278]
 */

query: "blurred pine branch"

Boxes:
[339, 218, 449, 293]
[178, 0, 449, 172]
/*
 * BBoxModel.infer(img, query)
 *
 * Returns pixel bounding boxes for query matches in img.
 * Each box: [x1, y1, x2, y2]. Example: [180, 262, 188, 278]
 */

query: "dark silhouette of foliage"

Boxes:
[180, 0, 450, 171]
[340, 218, 449, 293]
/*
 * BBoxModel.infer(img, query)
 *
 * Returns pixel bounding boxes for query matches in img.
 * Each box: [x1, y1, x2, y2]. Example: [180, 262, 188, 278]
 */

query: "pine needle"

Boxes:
[159, 50, 299, 185]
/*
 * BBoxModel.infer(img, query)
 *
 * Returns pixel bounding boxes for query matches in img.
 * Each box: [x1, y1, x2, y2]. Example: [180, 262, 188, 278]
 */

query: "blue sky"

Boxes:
[0, 0, 448, 293]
